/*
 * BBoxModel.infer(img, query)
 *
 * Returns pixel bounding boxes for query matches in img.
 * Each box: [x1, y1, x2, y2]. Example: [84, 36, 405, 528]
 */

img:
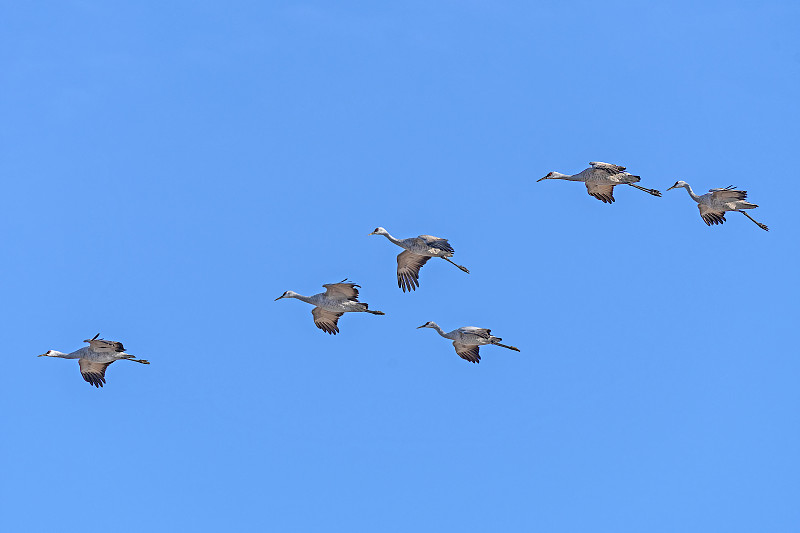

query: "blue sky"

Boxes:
[1, 1, 798, 531]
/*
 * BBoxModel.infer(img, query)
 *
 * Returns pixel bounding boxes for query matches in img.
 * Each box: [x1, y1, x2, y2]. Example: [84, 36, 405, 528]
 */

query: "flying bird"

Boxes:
[275, 279, 385, 334]
[538, 161, 662, 203]
[38, 334, 150, 388]
[417, 321, 520, 363]
[368, 227, 469, 292]
[666, 181, 768, 231]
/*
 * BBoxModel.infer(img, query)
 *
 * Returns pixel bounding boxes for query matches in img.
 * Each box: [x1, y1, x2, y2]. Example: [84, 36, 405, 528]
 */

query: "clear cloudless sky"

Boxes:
[1, 1, 798, 531]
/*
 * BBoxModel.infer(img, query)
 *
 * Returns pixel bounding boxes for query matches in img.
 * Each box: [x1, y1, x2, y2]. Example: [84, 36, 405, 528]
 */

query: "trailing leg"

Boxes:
[492, 341, 520, 352]
[628, 183, 662, 197]
[741, 211, 769, 231]
[442, 257, 470, 273]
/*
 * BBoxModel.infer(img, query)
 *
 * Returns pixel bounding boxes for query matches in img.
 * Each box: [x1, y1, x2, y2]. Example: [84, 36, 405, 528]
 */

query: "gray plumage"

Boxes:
[368, 227, 469, 292]
[417, 321, 520, 364]
[38, 334, 150, 388]
[666, 181, 769, 231]
[538, 161, 662, 203]
[275, 279, 385, 334]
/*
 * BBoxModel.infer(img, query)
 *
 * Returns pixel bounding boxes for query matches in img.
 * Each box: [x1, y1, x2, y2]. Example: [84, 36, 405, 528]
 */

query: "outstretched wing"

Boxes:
[698, 203, 727, 226]
[78, 359, 113, 388]
[84, 334, 126, 353]
[418, 235, 455, 254]
[312, 307, 344, 335]
[452, 342, 481, 364]
[397, 251, 430, 292]
[585, 181, 616, 203]
[589, 162, 626, 175]
[709, 185, 747, 202]
[322, 280, 360, 301]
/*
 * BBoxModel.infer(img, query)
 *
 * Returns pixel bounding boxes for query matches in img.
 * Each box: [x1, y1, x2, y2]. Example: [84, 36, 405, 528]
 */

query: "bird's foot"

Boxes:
[649, 189, 662, 197]
[759, 223, 769, 232]
[459, 265, 470, 273]
[139, 359, 151, 364]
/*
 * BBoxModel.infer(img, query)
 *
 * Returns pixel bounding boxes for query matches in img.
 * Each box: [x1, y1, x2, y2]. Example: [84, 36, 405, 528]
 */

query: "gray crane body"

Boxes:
[368, 227, 470, 292]
[275, 280, 385, 335]
[417, 321, 520, 364]
[38, 335, 150, 387]
[281, 291, 373, 313]
[538, 161, 662, 203]
[667, 180, 768, 231]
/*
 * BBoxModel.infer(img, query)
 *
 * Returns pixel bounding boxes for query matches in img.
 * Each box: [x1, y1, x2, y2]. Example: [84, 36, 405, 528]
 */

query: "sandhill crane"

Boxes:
[538, 161, 662, 203]
[667, 181, 768, 231]
[38, 334, 150, 388]
[368, 227, 469, 292]
[275, 279, 385, 334]
[417, 321, 520, 363]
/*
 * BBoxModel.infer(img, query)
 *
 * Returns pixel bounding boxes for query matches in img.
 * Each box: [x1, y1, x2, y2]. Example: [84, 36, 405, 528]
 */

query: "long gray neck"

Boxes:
[429, 323, 449, 338]
[381, 232, 403, 246]
[53, 350, 80, 359]
[683, 184, 701, 202]
[291, 294, 315, 305]
[551, 172, 582, 182]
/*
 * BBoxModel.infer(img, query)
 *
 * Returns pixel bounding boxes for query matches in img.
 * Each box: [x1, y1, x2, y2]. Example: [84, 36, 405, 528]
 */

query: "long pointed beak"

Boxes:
[37, 354, 47, 357]
[537, 177, 548, 182]
[274, 295, 284, 301]
[368, 232, 375, 236]
[666, 185, 677, 191]
[416, 324, 426, 329]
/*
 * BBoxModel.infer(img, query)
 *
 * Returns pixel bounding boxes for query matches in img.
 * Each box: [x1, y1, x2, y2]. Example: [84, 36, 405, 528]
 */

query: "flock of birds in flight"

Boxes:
[39, 162, 769, 386]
